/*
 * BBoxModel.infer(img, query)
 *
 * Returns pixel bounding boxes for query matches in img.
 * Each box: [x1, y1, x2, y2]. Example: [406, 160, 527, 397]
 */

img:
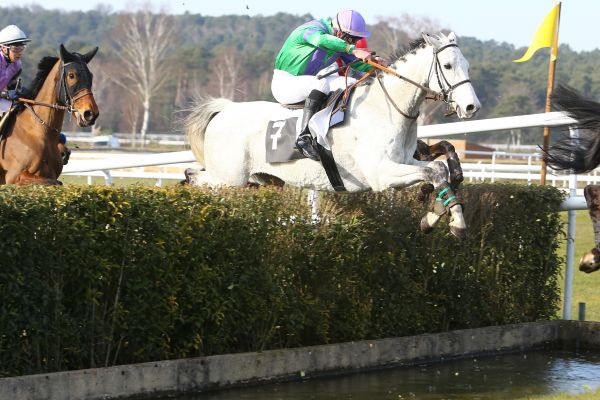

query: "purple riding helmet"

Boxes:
[333, 9, 371, 38]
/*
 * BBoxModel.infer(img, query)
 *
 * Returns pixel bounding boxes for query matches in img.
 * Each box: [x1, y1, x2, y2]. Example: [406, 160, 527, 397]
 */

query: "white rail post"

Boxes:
[491, 152, 496, 183]
[527, 155, 532, 185]
[308, 190, 319, 222]
[563, 126, 579, 320]
[102, 170, 113, 186]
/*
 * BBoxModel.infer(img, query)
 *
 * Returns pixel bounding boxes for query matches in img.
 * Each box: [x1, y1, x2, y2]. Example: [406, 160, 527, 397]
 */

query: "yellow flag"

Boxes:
[514, 4, 560, 63]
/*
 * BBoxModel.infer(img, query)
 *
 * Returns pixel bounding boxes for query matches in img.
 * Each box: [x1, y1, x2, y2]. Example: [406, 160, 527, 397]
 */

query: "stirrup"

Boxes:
[296, 135, 320, 161]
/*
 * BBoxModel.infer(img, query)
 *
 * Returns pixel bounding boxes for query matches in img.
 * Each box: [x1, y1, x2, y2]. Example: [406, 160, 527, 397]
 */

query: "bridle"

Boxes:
[57, 60, 94, 112]
[428, 43, 472, 104]
[355, 43, 472, 119]
[19, 58, 94, 133]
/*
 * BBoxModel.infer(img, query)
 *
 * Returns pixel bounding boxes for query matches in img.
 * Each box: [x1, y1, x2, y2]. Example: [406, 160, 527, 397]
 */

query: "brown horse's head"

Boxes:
[59, 44, 99, 127]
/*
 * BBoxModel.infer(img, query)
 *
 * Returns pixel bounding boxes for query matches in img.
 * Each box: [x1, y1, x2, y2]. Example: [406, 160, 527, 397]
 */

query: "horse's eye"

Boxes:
[444, 63, 452, 70]
[68, 73, 75, 79]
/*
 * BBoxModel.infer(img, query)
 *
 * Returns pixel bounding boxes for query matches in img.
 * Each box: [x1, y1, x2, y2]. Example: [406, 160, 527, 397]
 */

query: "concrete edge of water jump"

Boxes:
[3, 320, 600, 400]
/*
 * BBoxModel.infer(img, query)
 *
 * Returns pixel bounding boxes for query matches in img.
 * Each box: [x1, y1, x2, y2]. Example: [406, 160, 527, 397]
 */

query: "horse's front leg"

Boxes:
[413, 140, 463, 191]
[416, 160, 466, 240]
[375, 159, 466, 239]
[14, 171, 62, 185]
[580, 185, 600, 273]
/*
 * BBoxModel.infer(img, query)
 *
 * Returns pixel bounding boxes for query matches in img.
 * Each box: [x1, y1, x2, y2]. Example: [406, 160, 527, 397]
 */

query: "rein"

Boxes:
[22, 102, 63, 133]
[17, 97, 71, 111]
[360, 43, 472, 118]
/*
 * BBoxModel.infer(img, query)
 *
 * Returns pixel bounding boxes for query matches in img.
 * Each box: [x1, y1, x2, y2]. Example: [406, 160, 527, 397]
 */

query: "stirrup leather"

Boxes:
[296, 134, 320, 161]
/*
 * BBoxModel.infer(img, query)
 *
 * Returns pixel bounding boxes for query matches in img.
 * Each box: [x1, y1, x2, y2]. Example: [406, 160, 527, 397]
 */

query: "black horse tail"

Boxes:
[543, 84, 600, 173]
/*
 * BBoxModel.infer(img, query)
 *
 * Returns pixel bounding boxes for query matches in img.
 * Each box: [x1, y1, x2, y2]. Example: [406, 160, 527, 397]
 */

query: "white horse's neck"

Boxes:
[383, 44, 434, 119]
[344, 43, 439, 165]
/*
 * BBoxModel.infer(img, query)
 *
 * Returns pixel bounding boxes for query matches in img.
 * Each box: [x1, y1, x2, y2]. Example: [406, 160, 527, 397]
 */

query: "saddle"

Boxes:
[265, 89, 350, 191]
[265, 89, 347, 164]
[0, 105, 18, 140]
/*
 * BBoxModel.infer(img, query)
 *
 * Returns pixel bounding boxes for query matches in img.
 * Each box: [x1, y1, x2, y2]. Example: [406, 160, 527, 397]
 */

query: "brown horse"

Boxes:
[0, 44, 99, 185]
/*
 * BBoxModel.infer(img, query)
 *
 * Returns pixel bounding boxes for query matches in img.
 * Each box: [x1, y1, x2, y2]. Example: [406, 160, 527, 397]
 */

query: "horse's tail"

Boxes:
[185, 97, 232, 167]
[543, 84, 600, 173]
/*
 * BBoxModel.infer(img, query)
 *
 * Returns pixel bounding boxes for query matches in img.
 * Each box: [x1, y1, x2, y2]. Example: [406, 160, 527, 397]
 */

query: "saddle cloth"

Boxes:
[265, 89, 346, 163]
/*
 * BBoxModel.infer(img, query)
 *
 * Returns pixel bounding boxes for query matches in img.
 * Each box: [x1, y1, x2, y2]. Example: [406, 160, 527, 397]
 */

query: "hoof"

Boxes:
[420, 215, 434, 234]
[579, 249, 600, 273]
[184, 168, 197, 185]
[450, 226, 467, 240]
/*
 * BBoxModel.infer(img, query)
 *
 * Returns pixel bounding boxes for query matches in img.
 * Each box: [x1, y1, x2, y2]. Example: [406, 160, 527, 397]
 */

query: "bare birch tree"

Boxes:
[373, 14, 441, 57]
[110, 4, 174, 144]
[208, 47, 246, 100]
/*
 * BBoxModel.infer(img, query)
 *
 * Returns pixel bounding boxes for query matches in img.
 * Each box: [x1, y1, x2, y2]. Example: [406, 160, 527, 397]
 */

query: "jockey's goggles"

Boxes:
[340, 33, 361, 45]
[3, 44, 26, 52]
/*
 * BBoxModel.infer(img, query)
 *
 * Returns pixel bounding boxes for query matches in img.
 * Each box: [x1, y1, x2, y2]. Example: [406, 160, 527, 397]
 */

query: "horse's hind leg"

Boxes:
[580, 185, 600, 273]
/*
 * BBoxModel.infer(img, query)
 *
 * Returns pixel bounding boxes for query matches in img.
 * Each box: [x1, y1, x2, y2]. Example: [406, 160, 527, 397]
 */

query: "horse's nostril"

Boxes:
[466, 104, 475, 112]
[83, 110, 94, 122]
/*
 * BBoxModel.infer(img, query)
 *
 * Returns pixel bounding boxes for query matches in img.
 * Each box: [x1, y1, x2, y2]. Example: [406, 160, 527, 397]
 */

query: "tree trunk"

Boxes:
[140, 98, 150, 148]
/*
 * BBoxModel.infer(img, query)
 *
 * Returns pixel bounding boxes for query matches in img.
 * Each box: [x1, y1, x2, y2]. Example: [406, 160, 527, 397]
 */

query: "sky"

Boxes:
[7, 0, 599, 52]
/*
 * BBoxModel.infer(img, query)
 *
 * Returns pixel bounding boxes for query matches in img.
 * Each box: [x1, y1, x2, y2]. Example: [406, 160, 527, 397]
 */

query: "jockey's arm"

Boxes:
[306, 30, 387, 73]
[0, 63, 20, 92]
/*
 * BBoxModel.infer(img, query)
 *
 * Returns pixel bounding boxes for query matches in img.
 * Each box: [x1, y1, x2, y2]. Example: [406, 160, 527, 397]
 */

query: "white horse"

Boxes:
[185, 32, 481, 238]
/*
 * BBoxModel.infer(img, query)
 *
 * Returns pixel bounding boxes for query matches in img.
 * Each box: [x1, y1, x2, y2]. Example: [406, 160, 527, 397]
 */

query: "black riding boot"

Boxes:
[296, 89, 327, 161]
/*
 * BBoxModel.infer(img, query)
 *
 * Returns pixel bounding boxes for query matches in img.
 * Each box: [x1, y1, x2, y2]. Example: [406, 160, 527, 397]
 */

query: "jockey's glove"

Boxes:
[0, 90, 19, 101]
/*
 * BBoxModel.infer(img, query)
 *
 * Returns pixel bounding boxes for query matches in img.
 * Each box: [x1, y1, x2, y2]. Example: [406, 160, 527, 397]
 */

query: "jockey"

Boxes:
[0, 25, 29, 112]
[271, 9, 386, 161]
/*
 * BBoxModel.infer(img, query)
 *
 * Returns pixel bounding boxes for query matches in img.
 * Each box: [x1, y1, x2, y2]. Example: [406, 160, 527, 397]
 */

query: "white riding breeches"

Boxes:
[271, 69, 357, 104]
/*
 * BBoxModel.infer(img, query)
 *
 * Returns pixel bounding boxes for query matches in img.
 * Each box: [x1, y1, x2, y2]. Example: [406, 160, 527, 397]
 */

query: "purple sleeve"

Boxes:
[0, 60, 21, 90]
[338, 53, 358, 64]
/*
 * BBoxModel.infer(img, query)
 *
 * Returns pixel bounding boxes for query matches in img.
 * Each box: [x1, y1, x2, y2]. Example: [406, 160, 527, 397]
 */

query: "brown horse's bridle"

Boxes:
[17, 59, 94, 133]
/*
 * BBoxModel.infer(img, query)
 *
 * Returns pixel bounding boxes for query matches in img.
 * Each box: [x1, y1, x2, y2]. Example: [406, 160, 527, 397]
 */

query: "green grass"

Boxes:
[521, 387, 600, 399]
[558, 210, 600, 322]
[59, 176, 183, 187]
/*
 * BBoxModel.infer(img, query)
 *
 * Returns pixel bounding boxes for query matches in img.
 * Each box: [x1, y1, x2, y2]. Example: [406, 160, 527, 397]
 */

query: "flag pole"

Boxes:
[540, 1, 561, 185]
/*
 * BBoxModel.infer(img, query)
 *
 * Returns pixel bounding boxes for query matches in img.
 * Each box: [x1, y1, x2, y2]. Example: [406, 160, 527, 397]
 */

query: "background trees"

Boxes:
[109, 7, 174, 140]
[1, 5, 599, 144]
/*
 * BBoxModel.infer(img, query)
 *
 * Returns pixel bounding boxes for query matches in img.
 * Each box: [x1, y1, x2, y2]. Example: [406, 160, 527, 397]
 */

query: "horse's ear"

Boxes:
[422, 33, 442, 49]
[82, 47, 99, 64]
[59, 44, 76, 63]
[448, 32, 457, 44]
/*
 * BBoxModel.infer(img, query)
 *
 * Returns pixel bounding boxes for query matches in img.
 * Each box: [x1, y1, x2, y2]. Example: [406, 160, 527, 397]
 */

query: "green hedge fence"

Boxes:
[0, 184, 564, 377]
